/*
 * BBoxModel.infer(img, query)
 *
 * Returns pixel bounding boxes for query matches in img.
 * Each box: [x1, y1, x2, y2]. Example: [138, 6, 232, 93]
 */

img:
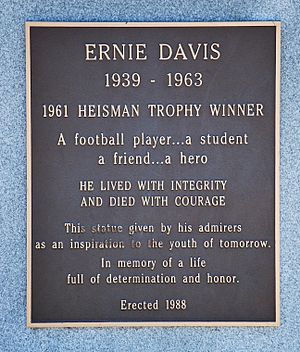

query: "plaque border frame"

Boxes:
[26, 21, 281, 328]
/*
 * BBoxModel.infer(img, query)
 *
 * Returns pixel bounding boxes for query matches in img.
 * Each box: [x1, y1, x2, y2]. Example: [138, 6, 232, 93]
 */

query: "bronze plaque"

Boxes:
[26, 22, 280, 327]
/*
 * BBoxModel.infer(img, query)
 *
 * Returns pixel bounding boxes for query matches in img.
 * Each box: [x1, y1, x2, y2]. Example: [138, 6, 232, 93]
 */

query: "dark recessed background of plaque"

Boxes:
[30, 25, 276, 323]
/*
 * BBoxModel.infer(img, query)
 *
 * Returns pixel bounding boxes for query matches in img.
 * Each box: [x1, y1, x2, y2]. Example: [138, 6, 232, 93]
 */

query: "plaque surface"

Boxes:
[26, 22, 280, 327]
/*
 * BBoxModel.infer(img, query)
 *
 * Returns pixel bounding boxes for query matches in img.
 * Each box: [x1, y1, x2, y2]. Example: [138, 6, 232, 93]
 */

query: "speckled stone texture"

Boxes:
[0, 1, 299, 351]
